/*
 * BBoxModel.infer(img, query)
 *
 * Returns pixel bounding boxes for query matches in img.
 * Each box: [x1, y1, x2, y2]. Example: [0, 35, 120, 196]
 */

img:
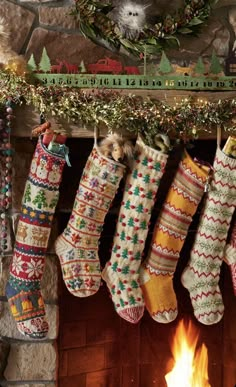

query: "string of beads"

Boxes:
[0, 99, 13, 277]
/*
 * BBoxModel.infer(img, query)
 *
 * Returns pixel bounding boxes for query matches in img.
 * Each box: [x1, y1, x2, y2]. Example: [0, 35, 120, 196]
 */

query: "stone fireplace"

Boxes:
[0, 0, 236, 385]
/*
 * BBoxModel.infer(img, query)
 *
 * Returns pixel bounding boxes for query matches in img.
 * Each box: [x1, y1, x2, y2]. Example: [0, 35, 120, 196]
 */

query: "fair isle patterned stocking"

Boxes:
[181, 144, 236, 325]
[102, 136, 168, 323]
[139, 150, 210, 323]
[55, 144, 125, 297]
[6, 137, 66, 338]
[224, 215, 236, 295]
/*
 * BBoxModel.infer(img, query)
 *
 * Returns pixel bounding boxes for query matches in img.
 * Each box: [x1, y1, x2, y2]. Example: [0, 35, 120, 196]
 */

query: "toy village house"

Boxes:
[0, 1, 236, 387]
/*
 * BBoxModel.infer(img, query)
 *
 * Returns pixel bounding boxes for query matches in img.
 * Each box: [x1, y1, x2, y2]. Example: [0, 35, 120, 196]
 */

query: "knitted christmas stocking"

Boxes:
[102, 136, 168, 323]
[139, 150, 210, 323]
[181, 141, 236, 325]
[224, 215, 236, 296]
[55, 142, 125, 297]
[6, 136, 66, 338]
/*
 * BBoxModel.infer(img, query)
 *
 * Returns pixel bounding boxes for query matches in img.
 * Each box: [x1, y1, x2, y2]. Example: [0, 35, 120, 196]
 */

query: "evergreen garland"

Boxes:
[1, 70, 236, 148]
[72, 0, 218, 57]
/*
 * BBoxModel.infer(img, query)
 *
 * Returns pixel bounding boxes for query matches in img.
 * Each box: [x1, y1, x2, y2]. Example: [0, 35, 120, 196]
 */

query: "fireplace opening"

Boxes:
[57, 138, 236, 387]
[165, 319, 210, 387]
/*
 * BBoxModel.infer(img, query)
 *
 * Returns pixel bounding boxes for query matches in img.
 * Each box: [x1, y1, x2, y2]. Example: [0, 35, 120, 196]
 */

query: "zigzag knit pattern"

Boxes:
[102, 137, 168, 323]
[181, 147, 236, 325]
[55, 146, 125, 297]
[139, 150, 209, 323]
[6, 137, 66, 338]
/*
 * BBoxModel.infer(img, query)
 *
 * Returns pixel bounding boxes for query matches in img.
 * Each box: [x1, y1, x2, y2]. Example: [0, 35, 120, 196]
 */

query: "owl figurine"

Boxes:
[111, 1, 150, 40]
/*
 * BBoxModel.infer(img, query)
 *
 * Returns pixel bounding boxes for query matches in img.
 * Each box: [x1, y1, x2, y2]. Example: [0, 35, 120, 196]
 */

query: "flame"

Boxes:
[165, 320, 211, 387]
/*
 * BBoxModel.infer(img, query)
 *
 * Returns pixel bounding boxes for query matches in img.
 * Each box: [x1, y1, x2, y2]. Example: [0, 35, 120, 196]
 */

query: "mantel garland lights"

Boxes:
[1, 71, 236, 147]
[72, 0, 218, 57]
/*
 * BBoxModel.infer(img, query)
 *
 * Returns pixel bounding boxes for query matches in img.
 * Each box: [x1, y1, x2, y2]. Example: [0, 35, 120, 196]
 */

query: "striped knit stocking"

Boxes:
[181, 145, 236, 325]
[55, 145, 125, 297]
[102, 136, 168, 323]
[6, 137, 66, 338]
[224, 214, 236, 295]
[140, 150, 210, 323]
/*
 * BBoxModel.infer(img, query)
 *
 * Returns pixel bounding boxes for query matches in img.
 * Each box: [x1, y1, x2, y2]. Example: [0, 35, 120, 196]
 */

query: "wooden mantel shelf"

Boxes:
[12, 89, 236, 139]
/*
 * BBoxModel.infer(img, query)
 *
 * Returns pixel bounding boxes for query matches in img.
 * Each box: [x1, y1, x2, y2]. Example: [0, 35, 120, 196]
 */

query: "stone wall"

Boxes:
[0, 0, 236, 385]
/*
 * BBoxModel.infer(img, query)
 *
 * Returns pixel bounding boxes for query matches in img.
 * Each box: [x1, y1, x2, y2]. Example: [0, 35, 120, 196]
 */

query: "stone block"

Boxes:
[0, 255, 59, 302]
[0, 340, 10, 377]
[39, 5, 76, 29]
[5, 385, 56, 387]
[20, 0, 58, 2]
[4, 342, 57, 380]
[0, 1, 35, 53]
[0, 302, 58, 340]
[25, 28, 121, 68]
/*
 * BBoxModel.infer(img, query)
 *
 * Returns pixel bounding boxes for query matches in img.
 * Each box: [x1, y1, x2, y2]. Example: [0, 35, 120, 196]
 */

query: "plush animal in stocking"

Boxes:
[6, 136, 66, 338]
[181, 131, 236, 325]
[102, 136, 168, 323]
[140, 150, 210, 323]
[55, 133, 129, 297]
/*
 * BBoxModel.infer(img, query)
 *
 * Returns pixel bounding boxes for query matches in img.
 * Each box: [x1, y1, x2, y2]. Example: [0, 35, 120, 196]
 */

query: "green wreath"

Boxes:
[72, 0, 218, 57]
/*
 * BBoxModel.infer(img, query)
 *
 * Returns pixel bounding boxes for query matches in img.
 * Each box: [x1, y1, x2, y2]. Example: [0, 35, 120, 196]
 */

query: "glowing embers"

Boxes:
[165, 319, 210, 387]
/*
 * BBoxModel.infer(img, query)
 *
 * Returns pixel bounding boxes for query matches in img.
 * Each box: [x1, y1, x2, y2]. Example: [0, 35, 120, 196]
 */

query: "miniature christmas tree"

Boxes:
[23, 183, 31, 203]
[136, 203, 144, 214]
[120, 230, 126, 241]
[146, 190, 153, 200]
[131, 280, 139, 289]
[134, 251, 141, 261]
[112, 262, 118, 272]
[125, 200, 131, 210]
[142, 157, 148, 166]
[27, 54, 37, 72]
[122, 248, 128, 259]
[132, 234, 138, 244]
[120, 299, 125, 308]
[38, 47, 51, 73]
[143, 174, 150, 184]
[132, 169, 138, 179]
[154, 162, 161, 172]
[158, 51, 173, 74]
[133, 186, 140, 196]
[128, 218, 134, 227]
[32, 189, 47, 209]
[79, 60, 86, 73]
[129, 295, 136, 305]
[209, 50, 223, 75]
[122, 265, 130, 274]
[118, 280, 125, 291]
[194, 56, 205, 75]
[49, 194, 59, 209]
[140, 220, 147, 230]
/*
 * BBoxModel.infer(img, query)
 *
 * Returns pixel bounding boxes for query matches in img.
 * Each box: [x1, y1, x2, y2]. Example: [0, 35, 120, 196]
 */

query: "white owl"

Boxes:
[114, 1, 150, 40]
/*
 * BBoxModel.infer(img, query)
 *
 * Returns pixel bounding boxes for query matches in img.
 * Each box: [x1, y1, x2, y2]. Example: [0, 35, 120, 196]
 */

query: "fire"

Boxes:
[165, 320, 211, 387]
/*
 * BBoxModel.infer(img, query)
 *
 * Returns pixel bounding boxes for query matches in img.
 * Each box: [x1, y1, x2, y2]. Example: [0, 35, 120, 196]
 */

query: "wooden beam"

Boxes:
[12, 90, 236, 138]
